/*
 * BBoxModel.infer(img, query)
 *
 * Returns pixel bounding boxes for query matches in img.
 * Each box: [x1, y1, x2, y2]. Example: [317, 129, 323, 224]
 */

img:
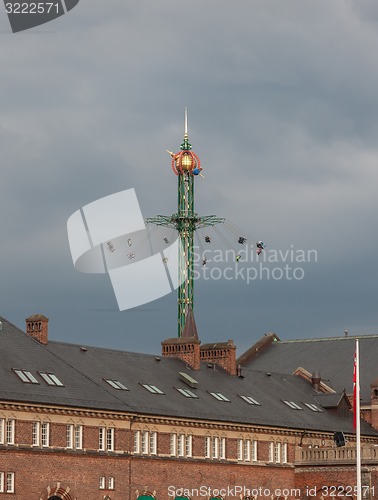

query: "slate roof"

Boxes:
[239, 334, 378, 404]
[0, 317, 377, 437]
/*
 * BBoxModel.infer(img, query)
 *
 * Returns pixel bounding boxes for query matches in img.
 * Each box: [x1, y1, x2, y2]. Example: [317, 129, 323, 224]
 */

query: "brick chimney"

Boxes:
[26, 314, 49, 345]
[200, 339, 237, 376]
[161, 308, 201, 370]
[162, 337, 201, 370]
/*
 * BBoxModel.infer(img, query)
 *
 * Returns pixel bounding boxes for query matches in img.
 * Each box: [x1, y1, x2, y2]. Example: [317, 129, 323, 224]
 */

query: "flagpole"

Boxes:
[356, 338, 362, 500]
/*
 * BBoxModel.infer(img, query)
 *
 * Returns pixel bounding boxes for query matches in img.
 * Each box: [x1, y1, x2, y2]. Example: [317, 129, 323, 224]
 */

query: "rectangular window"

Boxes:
[244, 439, 251, 462]
[237, 438, 243, 461]
[99, 476, 105, 490]
[282, 442, 288, 463]
[149, 431, 157, 455]
[252, 440, 258, 462]
[6, 420, 15, 445]
[219, 437, 226, 460]
[105, 379, 128, 390]
[106, 428, 114, 452]
[32, 422, 40, 447]
[141, 430, 148, 454]
[66, 424, 74, 449]
[274, 442, 281, 463]
[0, 472, 4, 493]
[212, 436, 219, 459]
[170, 434, 176, 456]
[41, 422, 49, 447]
[269, 442, 274, 462]
[205, 436, 210, 458]
[0, 419, 4, 444]
[75, 425, 83, 450]
[108, 476, 115, 490]
[185, 435, 192, 458]
[6, 472, 14, 493]
[39, 372, 64, 387]
[99, 427, 105, 451]
[14, 369, 39, 384]
[133, 430, 140, 454]
[177, 434, 185, 457]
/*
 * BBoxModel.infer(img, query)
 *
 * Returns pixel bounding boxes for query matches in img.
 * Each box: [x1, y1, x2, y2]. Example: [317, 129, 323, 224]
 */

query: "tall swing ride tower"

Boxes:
[147, 110, 224, 337]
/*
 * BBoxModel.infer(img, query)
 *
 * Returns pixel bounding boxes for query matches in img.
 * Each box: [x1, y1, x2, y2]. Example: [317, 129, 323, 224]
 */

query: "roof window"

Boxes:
[176, 388, 198, 398]
[39, 372, 64, 387]
[239, 395, 261, 405]
[209, 392, 230, 402]
[105, 379, 129, 390]
[141, 384, 164, 394]
[13, 369, 39, 384]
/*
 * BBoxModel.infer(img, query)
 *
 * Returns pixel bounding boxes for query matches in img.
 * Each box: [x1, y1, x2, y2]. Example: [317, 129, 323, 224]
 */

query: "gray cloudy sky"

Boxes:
[1, 0, 378, 356]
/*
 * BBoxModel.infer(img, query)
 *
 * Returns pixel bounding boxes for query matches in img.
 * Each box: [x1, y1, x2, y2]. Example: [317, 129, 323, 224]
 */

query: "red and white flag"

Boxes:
[353, 347, 357, 429]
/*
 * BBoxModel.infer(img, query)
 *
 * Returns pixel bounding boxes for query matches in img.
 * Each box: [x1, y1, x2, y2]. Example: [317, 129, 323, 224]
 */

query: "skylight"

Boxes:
[283, 400, 302, 410]
[179, 372, 198, 388]
[304, 403, 323, 412]
[105, 379, 129, 390]
[177, 388, 198, 398]
[142, 384, 164, 394]
[13, 369, 39, 384]
[239, 395, 261, 406]
[210, 392, 230, 402]
[39, 372, 64, 387]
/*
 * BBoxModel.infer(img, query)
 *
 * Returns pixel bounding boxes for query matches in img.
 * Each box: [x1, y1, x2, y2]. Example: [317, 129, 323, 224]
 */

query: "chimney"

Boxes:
[161, 309, 201, 370]
[200, 339, 237, 376]
[26, 314, 49, 345]
[311, 371, 321, 392]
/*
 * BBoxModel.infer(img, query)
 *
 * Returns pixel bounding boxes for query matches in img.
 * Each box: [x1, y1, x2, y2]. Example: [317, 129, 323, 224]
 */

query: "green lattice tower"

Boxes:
[147, 109, 224, 337]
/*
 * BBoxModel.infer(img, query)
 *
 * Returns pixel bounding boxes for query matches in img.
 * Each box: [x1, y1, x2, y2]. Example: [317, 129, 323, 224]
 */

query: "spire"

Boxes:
[181, 107, 192, 151]
[182, 307, 198, 340]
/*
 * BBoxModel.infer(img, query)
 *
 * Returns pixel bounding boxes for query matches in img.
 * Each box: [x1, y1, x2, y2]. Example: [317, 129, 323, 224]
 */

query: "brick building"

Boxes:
[1, 315, 378, 499]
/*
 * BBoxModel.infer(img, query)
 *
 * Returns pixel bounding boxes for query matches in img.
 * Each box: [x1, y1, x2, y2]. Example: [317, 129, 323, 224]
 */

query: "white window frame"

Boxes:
[66, 424, 74, 449]
[170, 433, 176, 456]
[185, 435, 192, 458]
[274, 442, 281, 463]
[219, 437, 226, 460]
[177, 434, 185, 457]
[32, 422, 40, 447]
[244, 439, 251, 462]
[0, 472, 4, 493]
[149, 431, 157, 455]
[0, 419, 4, 444]
[106, 428, 114, 452]
[269, 442, 274, 462]
[141, 430, 149, 455]
[6, 419, 15, 445]
[252, 439, 258, 462]
[282, 442, 288, 463]
[108, 476, 115, 490]
[41, 422, 49, 447]
[212, 436, 219, 459]
[6, 472, 14, 493]
[237, 438, 243, 461]
[133, 430, 140, 454]
[99, 427, 105, 451]
[205, 436, 211, 458]
[75, 425, 83, 450]
[99, 476, 105, 490]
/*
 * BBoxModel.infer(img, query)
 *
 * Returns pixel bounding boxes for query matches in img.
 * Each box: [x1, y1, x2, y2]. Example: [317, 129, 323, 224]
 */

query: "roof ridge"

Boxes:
[281, 334, 378, 343]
